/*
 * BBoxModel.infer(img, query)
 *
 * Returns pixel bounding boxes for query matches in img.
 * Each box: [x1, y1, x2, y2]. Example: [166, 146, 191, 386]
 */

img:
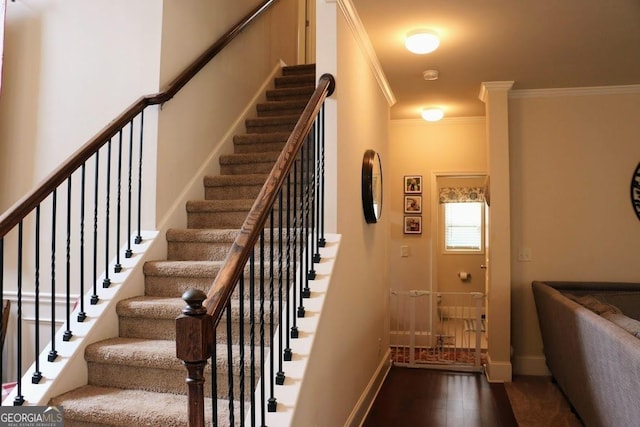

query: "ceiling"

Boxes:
[350, 0, 640, 120]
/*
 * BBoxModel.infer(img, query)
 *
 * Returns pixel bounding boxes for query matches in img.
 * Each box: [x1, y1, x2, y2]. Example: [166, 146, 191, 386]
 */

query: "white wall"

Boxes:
[291, 1, 391, 425]
[509, 87, 640, 375]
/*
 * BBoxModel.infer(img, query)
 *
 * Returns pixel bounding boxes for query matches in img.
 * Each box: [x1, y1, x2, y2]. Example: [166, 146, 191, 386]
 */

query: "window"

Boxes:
[443, 202, 484, 252]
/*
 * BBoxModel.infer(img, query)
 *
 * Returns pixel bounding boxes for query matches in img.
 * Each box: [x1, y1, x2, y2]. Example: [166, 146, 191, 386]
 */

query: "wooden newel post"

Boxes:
[176, 289, 214, 427]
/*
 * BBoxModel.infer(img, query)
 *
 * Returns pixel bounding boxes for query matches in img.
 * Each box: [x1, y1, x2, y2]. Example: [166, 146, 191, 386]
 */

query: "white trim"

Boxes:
[345, 350, 392, 427]
[479, 81, 515, 103]
[510, 84, 640, 99]
[336, 0, 396, 106]
[484, 353, 512, 383]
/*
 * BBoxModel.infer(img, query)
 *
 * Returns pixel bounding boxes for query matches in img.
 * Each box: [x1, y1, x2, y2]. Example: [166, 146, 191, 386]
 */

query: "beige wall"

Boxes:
[388, 118, 487, 293]
[291, 1, 391, 425]
[0, 0, 163, 213]
[509, 88, 640, 374]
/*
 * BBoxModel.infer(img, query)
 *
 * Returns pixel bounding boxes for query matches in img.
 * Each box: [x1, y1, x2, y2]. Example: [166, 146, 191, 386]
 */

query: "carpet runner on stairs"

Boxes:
[49, 63, 316, 426]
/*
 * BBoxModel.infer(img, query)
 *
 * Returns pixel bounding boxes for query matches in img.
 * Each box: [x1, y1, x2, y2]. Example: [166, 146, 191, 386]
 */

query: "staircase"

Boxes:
[49, 64, 316, 426]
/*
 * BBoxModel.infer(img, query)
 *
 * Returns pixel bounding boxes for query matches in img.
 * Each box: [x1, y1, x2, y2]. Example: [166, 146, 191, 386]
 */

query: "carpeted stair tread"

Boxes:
[204, 173, 269, 188]
[144, 260, 224, 276]
[266, 86, 314, 101]
[274, 74, 315, 88]
[166, 228, 239, 243]
[85, 338, 180, 368]
[282, 64, 315, 75]
[49, 385, 229, 427]
[257, 99, 308, 117]
[186, 199, 254, 213]
[117, 294, 274, 320]
[166, 231, 237, 261]
[219, 151, 281, 165]
[245, 115, 300, 133]
[233, 131, 290, 145]
[117, 296, 184, 319]
[86, 337, 260, 377]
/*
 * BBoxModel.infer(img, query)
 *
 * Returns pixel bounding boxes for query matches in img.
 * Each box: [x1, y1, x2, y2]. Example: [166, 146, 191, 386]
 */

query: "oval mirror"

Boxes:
[362, 149, 383, 223]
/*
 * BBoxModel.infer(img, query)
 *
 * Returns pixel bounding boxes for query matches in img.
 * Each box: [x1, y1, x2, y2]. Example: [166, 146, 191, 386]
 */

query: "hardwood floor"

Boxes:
[363, 366, 517, 427]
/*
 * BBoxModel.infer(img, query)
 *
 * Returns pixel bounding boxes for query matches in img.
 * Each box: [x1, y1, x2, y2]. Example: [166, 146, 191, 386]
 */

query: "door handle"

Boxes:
[480, 265, 487, 269]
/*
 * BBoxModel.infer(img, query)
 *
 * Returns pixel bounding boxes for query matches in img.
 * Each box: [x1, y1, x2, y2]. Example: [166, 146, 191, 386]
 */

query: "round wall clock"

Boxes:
[632, 162, 640, 221]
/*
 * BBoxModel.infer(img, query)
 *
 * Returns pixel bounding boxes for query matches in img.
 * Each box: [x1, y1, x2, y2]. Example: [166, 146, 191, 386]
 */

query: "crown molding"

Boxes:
[337, 0, 396, 106]
[478, 81, 515, 103]
[510, 84, 640, 98]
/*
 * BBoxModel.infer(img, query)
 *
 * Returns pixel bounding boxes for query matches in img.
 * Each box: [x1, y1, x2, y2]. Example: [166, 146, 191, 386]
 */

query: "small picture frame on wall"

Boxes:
[403, 216, 422, 234]
[404, 175, 422, 194]
[404, 195, 422, 214]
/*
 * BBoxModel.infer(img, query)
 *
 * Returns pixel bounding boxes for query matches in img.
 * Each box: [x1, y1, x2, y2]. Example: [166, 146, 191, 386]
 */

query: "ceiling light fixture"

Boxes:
[405, 29, 440, 54]
[423, 69, 439, 81]
[421, 108, 444, 122]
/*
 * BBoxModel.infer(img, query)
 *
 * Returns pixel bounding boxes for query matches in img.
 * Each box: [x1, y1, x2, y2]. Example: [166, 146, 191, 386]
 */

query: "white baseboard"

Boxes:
[484, 354, 512, 383]
[345, 349, 392, 427]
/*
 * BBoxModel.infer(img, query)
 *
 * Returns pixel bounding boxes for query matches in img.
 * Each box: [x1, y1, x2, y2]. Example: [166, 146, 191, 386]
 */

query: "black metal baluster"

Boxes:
[48, 190, 58, 363]
[249, 250, 256, 427]
[14, 221, 25, 405]
[307, 133, 317, 281]
[78, 165, 87, 322]
[259, 230, 266, 423]
[135, 111, 144, 245]
[276, 188, 286, 382]
[284, 174, 293, 360]
[226, 301, 235, 425]
[211, 332, 218, 427]
[267, 208, 276, 412]
[91, 154, 100, 305]
[313, 119, 322, 262]
[298, 143, 307, 315]
[103, 140, 112, 288]
[318, 105, 326, 248]
[125, 120, 134, 258]
[63, 178, 73, 341]
[32, 206, 43, 384]
[114, 131, 124, 273]
[238, 275, 246, 423]
[290, 162, 299, 338]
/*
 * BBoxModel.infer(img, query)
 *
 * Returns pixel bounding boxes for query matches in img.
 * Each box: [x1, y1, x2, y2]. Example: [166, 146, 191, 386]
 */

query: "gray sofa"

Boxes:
[532, 281, 640, 427]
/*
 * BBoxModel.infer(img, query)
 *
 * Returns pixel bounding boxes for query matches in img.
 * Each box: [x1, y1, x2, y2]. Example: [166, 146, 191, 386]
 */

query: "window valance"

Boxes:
[439, 187, 485, 203]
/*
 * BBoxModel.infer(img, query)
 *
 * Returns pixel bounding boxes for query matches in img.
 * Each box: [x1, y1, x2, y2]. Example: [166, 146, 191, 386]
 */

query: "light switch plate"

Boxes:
[401, 245, 410, 257]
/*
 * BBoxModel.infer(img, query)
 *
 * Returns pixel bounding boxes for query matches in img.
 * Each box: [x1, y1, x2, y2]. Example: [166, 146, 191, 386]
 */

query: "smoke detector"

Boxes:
[423, 70, 439, 81]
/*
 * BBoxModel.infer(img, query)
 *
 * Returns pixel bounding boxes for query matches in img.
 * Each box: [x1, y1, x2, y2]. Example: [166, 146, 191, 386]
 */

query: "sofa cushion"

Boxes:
[566, 294, 622, 316]
[601, 312, 640, 338]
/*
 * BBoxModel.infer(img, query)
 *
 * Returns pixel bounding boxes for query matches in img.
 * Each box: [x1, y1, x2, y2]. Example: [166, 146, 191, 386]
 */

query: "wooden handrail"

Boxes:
[0, 0, 279, 238]
[204, 73, 335, 321]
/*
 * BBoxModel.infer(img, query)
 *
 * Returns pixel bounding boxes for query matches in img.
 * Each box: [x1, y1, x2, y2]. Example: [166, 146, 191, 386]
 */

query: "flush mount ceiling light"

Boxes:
[405, 29, 440, 54]
[421, 107, 444, 122]
[423, 69, 439, 81]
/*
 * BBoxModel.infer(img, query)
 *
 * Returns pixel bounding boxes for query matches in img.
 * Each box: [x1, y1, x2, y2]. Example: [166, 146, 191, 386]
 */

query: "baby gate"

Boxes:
[389, 290, 486, 372]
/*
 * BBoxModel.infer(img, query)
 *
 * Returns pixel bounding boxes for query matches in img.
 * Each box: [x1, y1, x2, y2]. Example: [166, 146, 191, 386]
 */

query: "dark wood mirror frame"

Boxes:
[362, 149, 383, 224]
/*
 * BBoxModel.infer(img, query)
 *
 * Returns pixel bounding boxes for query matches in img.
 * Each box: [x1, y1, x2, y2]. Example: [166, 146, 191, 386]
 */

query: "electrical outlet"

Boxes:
[518, 247, 532, 262]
